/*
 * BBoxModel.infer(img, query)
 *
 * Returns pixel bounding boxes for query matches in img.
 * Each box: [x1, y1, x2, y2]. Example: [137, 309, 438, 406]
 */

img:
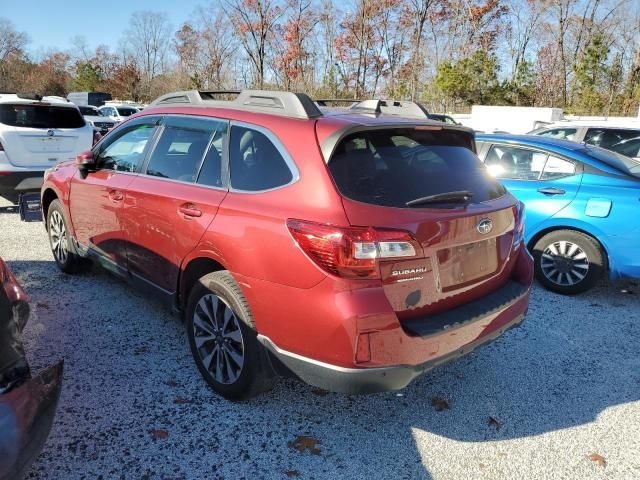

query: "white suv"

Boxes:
[0, 94, 93, 204]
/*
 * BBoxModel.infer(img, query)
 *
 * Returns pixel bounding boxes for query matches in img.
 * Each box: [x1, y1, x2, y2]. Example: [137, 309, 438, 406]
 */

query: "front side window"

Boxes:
[484, 145, 547, 180]
[96, 125, 155, 172]
[328, 128, 505, 208]
[0, 104, 85, 129]
[229, 126, 293, 191]
[538, 128, 578, 141]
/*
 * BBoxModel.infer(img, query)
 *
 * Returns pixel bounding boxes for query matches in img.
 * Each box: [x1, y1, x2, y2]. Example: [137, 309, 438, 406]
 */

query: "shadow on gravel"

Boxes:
[8, 256, 639, 479]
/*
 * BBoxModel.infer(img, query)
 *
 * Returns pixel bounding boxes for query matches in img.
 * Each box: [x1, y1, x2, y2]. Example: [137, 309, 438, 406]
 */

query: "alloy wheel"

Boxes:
[192, 294, 245, 384]
[540, 240, 589, 287]
[49, 210, 68, 264]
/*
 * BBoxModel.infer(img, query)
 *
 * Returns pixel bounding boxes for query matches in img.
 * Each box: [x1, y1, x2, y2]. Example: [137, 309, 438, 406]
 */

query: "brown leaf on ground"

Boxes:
[431, 396, 450, 411]
[311, 388, 329, 396]
[587, 453, 607, 467]
[285, 470, 300, 477]
[479, 463, 485, 470]
[173, 395, 190, 404]
[36, 301, 50, 309]
[148, 428, 169, 440]
[288, 435, 321, 455]
[488, 416, 502, 431]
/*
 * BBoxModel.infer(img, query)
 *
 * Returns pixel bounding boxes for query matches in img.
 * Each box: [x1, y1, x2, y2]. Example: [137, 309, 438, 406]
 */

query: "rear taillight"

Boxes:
[287, 219, 421, 279]
[513, 201, 525, 246]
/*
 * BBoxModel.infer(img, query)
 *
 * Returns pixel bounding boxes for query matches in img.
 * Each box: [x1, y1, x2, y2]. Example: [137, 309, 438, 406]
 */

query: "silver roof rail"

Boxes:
[150, 89, 322, 119]
[349, 99, 431, 119]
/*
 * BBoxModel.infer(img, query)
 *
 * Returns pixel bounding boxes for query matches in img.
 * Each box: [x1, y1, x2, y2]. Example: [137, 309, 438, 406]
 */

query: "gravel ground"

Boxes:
[1, 200, 639, 480]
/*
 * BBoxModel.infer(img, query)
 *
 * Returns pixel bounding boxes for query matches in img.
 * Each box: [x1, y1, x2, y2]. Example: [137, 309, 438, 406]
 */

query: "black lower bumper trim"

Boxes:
[259, 311, 526, 395]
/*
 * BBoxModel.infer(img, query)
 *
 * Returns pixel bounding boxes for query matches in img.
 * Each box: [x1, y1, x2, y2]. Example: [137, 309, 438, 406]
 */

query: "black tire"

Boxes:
[532, 229, 605, 295]
[46, 199, 87, 273]
[185, 271, 274, 400]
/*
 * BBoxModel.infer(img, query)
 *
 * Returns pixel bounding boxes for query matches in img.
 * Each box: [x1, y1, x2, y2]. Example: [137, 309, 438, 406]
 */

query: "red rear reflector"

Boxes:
[287, 219, 421, 279]
[355, 333, 371, 363]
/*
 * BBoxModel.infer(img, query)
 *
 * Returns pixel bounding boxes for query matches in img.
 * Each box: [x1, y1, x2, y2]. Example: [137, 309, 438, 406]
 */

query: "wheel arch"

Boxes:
[527, 224, 609, 271]
[41, 188, 59, 228]
[178, 255, 227, 313]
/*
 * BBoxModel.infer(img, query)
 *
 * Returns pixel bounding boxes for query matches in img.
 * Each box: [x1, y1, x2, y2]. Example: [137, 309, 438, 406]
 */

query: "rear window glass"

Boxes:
[117, 107, 137, 117]
[0, 104, 85, 129]
[328, 128, 506, 208]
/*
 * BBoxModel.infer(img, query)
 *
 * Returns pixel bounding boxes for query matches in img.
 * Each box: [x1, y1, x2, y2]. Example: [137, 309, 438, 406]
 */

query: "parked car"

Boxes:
[0, 93, 93, 204]
[97, 104, 139, 123]
[77, 106, 116, 135]
[476, 134, 640, 294]
[529, 123, 640, 156]
[428, 113, 459, 125]
[0, 257, 63, 480]
[41, 90, 533, 400]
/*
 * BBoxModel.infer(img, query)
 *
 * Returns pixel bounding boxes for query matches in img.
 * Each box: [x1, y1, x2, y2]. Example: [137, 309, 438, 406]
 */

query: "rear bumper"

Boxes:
[0, 171, 45, 203]
[259, 311, 526, 394]
[0, 361, 63, 480]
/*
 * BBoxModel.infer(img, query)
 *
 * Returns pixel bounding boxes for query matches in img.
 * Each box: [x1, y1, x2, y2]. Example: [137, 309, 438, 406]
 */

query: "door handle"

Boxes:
[537, 187, 566, 195]
[178, 203, 202, 218]
[108, 190, 124, 202]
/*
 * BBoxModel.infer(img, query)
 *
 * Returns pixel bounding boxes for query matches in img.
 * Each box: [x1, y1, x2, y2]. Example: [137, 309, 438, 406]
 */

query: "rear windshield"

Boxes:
[583, 145, 640, 178]
[78, 106, 100, 116]
[117, 107, 137, 117]
[328, 128, 506, 208]
[0, 104, 85, 129]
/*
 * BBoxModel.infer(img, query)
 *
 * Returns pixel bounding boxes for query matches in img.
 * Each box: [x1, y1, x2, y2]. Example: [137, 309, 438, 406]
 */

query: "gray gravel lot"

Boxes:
[1, 201, 639, 480]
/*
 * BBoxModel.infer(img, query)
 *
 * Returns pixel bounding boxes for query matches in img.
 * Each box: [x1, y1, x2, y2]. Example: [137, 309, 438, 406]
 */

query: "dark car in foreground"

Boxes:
[41, 90, 532, 400]
[476, 134, 640, 294]
[0, 257, 63, 480]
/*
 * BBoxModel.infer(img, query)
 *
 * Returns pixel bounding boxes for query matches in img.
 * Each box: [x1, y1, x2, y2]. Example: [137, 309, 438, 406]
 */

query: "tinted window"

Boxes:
[117, 107, 137, 117]
[229, 126, 293, 191]
[485, 145, 547, 180]
[0, 104, 85, 129]
[584, 128, 640, 149]
[609, 138, 640, 158]
[146, 127, 211, 182]
[78, 106, 100, 116]
[541, 156, 576, 180]
[328, 129, 505, 208]
[96, 125, 155, 172]
[538, 128, 578, 141]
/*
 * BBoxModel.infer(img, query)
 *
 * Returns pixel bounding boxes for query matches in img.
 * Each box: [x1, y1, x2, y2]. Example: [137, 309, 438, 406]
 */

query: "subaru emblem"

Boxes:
[47, 129, 54, 137]
[477, 218, 493, 235]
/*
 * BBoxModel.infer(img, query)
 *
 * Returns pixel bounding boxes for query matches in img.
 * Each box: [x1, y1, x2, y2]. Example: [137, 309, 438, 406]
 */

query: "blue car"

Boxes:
[475, 134, 640, 294]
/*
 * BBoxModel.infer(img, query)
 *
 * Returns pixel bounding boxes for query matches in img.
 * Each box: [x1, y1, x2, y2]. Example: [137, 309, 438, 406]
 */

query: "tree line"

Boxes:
[0, 0, 639, 115]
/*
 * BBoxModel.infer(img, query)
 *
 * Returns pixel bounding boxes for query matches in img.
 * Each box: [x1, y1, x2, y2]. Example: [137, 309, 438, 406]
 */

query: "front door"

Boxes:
[120, 116, 229, 292]
[481, 143, 582, 232]
[69, 120, 158, 266]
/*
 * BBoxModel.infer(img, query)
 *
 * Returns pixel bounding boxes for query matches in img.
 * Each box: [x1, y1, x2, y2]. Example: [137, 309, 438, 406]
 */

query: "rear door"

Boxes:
[327, 127, 518, 318]
[0, 103, 92, 168]
[69, 117, 159, 266]
[481, 143, 582, 230]
[120, 115, 228, 292]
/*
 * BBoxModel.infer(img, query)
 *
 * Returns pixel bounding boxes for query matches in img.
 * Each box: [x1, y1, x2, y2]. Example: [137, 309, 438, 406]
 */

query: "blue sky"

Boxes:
[4, 0, 203, 55]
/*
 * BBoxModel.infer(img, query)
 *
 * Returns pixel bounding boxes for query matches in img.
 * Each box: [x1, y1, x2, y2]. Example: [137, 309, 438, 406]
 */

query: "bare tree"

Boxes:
[125, 11, 172, 100]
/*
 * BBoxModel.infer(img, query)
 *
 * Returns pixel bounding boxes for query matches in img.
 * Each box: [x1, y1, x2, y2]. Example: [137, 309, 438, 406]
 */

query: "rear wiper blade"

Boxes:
[406, 190, 473, 207]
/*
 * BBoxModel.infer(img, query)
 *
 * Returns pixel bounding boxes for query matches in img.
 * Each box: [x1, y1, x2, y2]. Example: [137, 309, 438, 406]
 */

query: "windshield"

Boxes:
[583, 145, 640, 178]
[78, 106, 100, 116]
[0, 104, 85, 129]
[116, 107, 137, 117]
[328, 128, 506, 208]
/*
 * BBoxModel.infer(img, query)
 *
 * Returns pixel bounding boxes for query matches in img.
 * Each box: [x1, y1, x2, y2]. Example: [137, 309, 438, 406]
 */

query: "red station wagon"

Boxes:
[41, 91, 533, 400]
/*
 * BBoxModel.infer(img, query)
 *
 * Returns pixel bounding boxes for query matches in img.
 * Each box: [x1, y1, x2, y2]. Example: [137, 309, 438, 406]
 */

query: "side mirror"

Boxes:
[76, 151, 96, 170]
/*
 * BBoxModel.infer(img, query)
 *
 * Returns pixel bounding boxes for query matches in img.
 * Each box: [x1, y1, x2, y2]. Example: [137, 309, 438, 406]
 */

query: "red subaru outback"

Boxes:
[41, 91, 533, 400]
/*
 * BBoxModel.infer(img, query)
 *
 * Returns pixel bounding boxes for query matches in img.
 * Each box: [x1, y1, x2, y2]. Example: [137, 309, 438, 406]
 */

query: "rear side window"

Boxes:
[584, 128, 640, 149]
[485, 145, 547, 180]
[540, 156, 576, 180]
[328, 128, 505, 208]
[0, 104, 85, 129]
[229, 126, 293, 191]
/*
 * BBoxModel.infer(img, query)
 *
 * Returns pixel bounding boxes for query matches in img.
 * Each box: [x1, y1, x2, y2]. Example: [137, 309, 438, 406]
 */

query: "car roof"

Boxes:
[476, 133, 587, 152]
[0, 93, 77, 107]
